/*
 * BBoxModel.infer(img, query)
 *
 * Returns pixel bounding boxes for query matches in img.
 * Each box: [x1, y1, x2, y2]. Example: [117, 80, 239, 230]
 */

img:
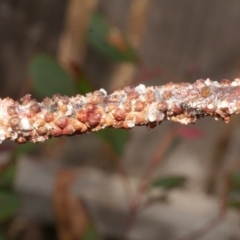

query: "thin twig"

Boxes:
[177, 213, 226, 240]
[0, 78, 240, 144]
[121, 127, 176, 240]
[57, 0, 97, 72]
[110, 0, 152, 90]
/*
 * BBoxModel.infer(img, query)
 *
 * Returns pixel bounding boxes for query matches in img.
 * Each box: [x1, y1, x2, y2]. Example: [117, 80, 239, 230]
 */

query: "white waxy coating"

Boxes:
[135, 84, 146, 94]
[99, 88, 107, 96]
[218, 101, 228, 109]
[19, 118, 33, 131]
[0, 129, 5, 143]
[65, 105, 73, 116]
[147, 104, 158, 122]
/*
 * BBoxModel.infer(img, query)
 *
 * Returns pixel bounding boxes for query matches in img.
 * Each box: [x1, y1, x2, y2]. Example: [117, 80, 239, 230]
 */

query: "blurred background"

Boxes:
[0, 0, 240, 239]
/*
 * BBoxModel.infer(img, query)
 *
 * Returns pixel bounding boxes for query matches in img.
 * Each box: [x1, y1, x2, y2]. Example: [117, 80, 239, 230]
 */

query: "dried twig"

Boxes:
[0, 78, 240, 144]
[110, 0, 152, 90]
[122, 127, 176, 240]
[177, 213, 226, 240]
[58, 0, 97, 71]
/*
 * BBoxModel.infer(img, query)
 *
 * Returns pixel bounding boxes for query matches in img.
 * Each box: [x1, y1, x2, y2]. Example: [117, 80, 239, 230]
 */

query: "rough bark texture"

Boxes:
[0, 78, 240, 144]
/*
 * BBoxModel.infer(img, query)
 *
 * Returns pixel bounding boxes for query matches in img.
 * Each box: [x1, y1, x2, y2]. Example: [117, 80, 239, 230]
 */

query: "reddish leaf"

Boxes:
[177, 127, 204, 139]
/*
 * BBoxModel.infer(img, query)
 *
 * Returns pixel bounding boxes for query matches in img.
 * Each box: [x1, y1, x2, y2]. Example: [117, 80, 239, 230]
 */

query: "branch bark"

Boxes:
[0, 78, 239, 144]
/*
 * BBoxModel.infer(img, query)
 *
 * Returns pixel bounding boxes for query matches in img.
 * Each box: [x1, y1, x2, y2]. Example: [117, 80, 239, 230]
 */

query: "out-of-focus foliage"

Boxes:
[11, 142, 36, 161]
[0, 164, 16, 189]
[152, 176, 186, 190]
[88, 13, 138, 62]
[0, 230, 4, 240]
[228, 172, 240, 210]
[82, 223, 99, 240]
[30, 54, 76, 97]
[97, 128, 128, 156]
[0, 192, 20, 224]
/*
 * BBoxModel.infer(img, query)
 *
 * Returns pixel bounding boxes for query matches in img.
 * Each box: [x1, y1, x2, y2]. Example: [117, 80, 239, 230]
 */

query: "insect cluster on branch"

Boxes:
[0, 78, 239, 144]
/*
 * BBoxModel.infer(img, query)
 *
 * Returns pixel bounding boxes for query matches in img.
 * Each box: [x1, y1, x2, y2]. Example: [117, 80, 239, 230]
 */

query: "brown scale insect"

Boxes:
[113, 108, 126, 121]
[162, 91, 172, 100]
[34, 118, 46, 127]
[157, 101, 168, 112]
[135, 113, 145, 125]
[124, 86, 133, 94]
[61, 96, 69, 104]
[109, 94, 121, 102]
[92, 91, 105, 104]
[127, 91, 139, 101]
[146, 90, 155, 103]
[20, 94, 32, 105]
[52, 94, 61, 101]
[29, 102, 41, 114]
[122, 101, 132, 112]
[70, 119, 83, 131]
[16, 136, 27, 144]
[172, 104, 183, 115]
[84, 103, 95, 112]
[50, 104, 58, 113]
[76, 110, 88, 123]
[50, 127, 62, 137]
[59, 105, 68, 113]
[42, 97, 52, 107]
[221, 79, 231, 86]
[62, 125, 75, 135]
[55, 116, 69, 129]
[134, 101, 145, 112]
[200, 86, 211, 98]
[44, 112, 54, 122]
[37, 126, 48, 136]
[9, 116, 20, 130]
[107, 103, 118, 112]
[7, 106, 17, 115]
[87, 111, 101, 127]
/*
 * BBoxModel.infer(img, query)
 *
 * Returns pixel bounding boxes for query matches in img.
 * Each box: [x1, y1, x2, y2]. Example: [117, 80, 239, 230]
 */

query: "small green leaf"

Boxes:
[0, 192, 20, 223]
[152, 176, 186, 190]
[76, 72, 94, 95]
[88, 13, 138, 62]
[82, 223, 99, 240]
[230, 173, 240, 189]
[0, 229, 5, 240]
[29, 54, 76, 97]
[97, 128, 128, 156]
[0, 164, 17, 188]
[229, 200, 240, 210]
[11, 142, 36, 161]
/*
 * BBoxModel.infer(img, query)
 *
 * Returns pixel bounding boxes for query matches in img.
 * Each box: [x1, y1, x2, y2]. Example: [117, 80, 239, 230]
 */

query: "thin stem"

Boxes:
[121, 127, 176, 240]
[177, 213, 226, 240]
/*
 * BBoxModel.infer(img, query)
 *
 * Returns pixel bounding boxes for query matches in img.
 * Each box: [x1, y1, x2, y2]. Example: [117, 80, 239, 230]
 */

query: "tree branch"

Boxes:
[0, 78, 239, 144]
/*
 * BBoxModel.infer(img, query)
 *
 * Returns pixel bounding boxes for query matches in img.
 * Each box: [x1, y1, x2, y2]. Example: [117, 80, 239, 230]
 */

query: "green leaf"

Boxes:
[152, 176, 186, 190]
[0, 164, 17, 188]
[229, 200, 240, 210]
[88, 13, 138, 62]
[82, 223, 99, 240]
[0, 229, 5, 240]
[230, 173, 240, 189]
[11, 142, 36, 161]
[97, 128, 128, 156]
[29, 54, 76, 97]
[76, 72, 94, 95]
[0, 192, 20, 223]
